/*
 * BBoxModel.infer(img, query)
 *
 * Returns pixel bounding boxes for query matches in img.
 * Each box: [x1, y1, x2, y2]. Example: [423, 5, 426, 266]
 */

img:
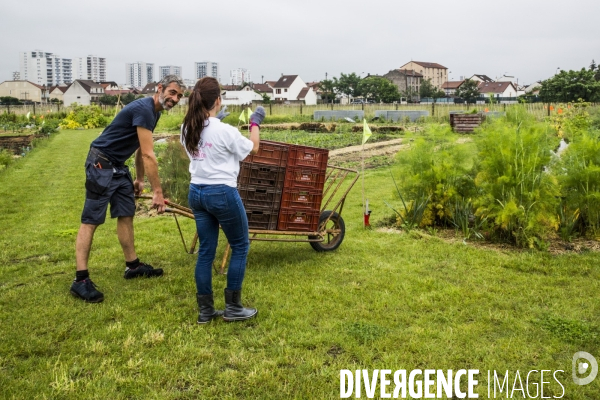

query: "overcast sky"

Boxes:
[1, 0, 598, 86]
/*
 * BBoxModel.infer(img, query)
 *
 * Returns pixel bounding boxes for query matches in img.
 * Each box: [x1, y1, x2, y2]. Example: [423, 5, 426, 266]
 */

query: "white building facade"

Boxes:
[19, 50, 72, 86]
[195, 61, 219, 81]
[73, 55, 107, 82]
[126, 62, 155, 88]
[159, 65, 182, 80]
[230, 68, 251, 86]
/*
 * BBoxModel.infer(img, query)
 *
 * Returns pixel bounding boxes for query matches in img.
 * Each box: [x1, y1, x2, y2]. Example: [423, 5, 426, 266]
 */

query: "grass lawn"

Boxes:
[0, 129, 599, 399]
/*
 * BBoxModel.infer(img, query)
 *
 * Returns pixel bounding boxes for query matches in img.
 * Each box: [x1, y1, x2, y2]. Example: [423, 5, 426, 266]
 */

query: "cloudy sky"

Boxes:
[1, 0, 598, 86]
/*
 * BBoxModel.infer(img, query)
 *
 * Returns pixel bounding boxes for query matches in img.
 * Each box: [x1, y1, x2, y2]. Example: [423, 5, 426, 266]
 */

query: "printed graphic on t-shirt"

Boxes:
[192, 140, 213, 161]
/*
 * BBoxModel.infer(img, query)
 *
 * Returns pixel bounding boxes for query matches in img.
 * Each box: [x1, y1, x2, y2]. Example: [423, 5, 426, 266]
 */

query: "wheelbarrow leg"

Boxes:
[220, 243, 230, 275]
[189, 232, 198, 254]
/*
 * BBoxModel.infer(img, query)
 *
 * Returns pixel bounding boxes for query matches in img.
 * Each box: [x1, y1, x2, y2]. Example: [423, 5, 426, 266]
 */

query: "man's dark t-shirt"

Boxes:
[91, 97, 160, 165]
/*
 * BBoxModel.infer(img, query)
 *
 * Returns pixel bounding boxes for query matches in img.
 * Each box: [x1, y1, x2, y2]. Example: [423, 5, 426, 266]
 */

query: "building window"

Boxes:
[276, 89, 281, 94]
[284, 89, 287, 92]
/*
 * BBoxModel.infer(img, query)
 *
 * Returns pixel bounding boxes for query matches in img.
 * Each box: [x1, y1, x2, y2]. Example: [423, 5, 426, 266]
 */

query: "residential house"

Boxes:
[272, 75, 307, 102]
[383, 69, 423, 101]
[221, 90, 263, 106]
[524, 82, 542, 95]
[296, 87, 317, 105]
[49, 85, 69, 103]
[252, 83, 274, 99]
[221, 84, 239, 91]
[399, 61, 447, 89]
[468, 74, 494, 83]
[98, 81, 120, 91]
[62, 80, 105, 105]
[441, 80, 465, 96]
[305, 82, 322, 101]
[141, 82, 158, 96]
[477, 81, 517, 101]
[0, 80, 49, 103]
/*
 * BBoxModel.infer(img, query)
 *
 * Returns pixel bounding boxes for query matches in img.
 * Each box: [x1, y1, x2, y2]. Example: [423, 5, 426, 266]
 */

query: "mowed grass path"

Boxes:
[0, 130, 599, 399]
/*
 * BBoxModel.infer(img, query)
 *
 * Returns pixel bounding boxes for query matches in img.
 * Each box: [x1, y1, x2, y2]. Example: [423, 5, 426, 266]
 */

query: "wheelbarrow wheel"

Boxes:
[309, 211, 345, 252]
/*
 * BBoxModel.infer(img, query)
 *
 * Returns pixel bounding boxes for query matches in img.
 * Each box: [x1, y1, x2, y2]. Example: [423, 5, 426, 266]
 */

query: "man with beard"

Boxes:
[70, 75, 185, 303]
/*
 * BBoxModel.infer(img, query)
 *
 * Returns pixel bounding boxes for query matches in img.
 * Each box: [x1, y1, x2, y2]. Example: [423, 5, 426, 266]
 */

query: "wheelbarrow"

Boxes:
[137, 164, 359, 273]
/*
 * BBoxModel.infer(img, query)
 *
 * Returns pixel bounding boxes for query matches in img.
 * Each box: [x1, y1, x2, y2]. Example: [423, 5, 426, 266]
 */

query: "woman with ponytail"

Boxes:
[181, 77, 265, 324]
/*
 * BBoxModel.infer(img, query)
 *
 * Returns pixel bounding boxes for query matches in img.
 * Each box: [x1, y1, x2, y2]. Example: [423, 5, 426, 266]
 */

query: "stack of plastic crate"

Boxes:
[238, 141, 288, 230]
[277, 144, 329, 232]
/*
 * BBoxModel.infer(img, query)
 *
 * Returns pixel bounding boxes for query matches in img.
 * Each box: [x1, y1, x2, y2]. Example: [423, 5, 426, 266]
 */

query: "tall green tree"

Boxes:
[455, 79, 480, 103]
[318, 79, 336, 103]
[98, 95, 117, 105]
[357, 76, 400, 103]
[333, 73, 362, 99]
[539, 68, 600, 102]
[0, 96, 22, 105]
[419, 78, 445, 101]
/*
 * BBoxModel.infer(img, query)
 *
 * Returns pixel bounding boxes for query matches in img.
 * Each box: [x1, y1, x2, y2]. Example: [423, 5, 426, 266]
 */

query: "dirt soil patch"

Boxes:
[328, 138, 408, 167]
[0, 135, 44, 154]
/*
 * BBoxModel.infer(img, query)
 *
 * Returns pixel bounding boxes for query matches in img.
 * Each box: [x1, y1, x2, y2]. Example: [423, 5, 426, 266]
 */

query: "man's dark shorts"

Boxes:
[81, 147, 135, 225]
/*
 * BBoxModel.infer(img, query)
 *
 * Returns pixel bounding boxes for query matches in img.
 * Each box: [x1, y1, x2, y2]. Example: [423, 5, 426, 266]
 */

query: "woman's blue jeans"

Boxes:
[188, 184, 250, 295]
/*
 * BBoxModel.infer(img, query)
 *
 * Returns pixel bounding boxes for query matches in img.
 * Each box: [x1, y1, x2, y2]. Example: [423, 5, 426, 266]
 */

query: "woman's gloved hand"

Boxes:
[250, 106, 266, 126]
[216, 105, 230, 121]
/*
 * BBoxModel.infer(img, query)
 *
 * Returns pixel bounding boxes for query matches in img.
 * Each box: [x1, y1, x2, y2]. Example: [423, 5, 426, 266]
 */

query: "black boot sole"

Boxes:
[223, 309, 258, 322]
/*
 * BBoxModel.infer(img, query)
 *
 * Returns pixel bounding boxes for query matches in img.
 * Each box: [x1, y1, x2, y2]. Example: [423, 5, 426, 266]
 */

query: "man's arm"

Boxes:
[137, 126, 165, 213]
[133, 149, 145, 196]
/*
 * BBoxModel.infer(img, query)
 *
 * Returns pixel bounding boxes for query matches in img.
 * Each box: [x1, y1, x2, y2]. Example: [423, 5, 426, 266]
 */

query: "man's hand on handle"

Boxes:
[153, 191, 166, 214]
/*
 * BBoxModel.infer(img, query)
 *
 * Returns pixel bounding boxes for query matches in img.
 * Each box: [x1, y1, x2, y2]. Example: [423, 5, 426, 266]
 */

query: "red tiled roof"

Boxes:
[273, 75, 298, 88]
[141, 82, 158, 94]
[409, 61, 448, 69]
[76, 80, 104, 94]
[442, 80, 465, 89]
[398, 69, 423, 77]
[297, 87, 310, 99]
[252, 83, 272, 93]
[477, 81, 515, 94]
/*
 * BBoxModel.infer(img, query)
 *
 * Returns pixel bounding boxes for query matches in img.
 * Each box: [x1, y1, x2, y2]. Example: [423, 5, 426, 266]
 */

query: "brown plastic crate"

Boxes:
[238, 163, 286, 190]
[277, 209, 320, 232]
[246, 209, 278, 230]
[242, 140, 289, 167]
[280, 188, 322, 211]
[283, 166, 326, 190]
[288, 144, 329, 170]
[238, 185, 282, 210]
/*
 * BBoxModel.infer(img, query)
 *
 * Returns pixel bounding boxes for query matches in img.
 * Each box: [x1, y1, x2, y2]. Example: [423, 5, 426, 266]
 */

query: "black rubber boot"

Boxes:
[196, 293, 223, 324]
[223, 289, 257, 322]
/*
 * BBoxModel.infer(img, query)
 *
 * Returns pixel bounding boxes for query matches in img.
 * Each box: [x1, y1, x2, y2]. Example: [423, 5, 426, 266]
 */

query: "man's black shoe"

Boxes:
[70, 278, 104, 303]
[124, 262, 163, 279]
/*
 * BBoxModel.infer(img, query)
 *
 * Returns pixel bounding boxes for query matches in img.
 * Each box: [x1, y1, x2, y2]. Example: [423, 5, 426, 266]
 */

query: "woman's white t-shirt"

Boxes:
[181, 117, 254, 187]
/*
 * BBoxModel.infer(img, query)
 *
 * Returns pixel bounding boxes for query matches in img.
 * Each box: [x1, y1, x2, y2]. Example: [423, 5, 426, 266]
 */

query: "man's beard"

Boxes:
[159, 92, 175, 110]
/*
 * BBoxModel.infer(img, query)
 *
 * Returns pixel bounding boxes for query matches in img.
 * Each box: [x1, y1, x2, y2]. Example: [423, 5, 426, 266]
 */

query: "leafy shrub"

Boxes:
[59, 105, 109, 130]
[473, 111, 560, 247]
[556, 131, 600, 238]
[38, 120, 60, 135]
[393, 124, 477, 227]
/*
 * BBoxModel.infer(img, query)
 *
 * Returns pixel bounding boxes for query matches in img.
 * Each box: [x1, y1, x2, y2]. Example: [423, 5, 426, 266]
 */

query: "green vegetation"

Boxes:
[386, 105, 600, 248]
[540, 65, 600, 103]
[419, 78, 445, 101]
[454, 79, 480, 103]
[0, 129, 599, 398]
[59, 105, 111, 130]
